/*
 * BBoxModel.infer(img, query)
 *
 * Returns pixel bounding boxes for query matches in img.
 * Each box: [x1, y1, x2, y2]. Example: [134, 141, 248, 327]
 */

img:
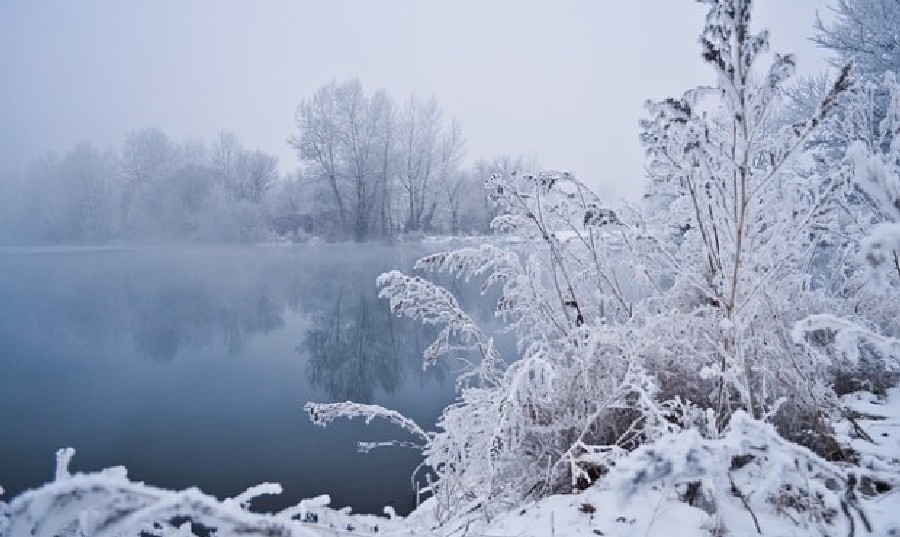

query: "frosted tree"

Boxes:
[845, 73, 900, 288]
[436, 120, 466, 235]
[211, 133, 278, 203]
[122, 127, 174, 189]
[289, 81, 353, 237]
[785, 0, 900, 359]
[0, 144, 122, 244]
[396, 95, 442, 234]
[639, 0, 857, 436]
[814, 0, 900, 78]
[821, 72, 900, 294]
[811, 0, 900, 154]
[290, 80, 399, 241]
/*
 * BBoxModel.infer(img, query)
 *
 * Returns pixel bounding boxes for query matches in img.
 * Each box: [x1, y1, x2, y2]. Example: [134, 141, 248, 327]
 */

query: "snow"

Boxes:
[403, 389, 900, 537]
[0, 455, 395, 536]
[5, 387, 898, 535]
[836, 388, 900, 484]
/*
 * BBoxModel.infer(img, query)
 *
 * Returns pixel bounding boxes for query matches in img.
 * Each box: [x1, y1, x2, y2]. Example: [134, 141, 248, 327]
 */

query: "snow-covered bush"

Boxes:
[638, 0, 862, 436]
[791, 72, 900, 400]
[307, 169, 671, 522]
[514, 402, 897, 537]
[845, 74, 900, 290]
[608, 411, 879, 536]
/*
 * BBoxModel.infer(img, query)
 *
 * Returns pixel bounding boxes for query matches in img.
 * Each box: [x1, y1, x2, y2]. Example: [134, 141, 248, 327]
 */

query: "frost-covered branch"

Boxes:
[3, 448, 394, 537]
[377, 269, 505, 385]
[793, 313, 900, 368]
[845, 75, 900, 288]
[304, 400, 430, 445]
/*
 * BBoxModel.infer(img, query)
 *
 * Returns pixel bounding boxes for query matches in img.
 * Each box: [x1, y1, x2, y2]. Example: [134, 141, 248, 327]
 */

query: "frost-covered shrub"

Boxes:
[845, 75, 900, 291]
[308, 170, 670, 522]
[791, 73, 900, 410]
[638, 0, 863, 433]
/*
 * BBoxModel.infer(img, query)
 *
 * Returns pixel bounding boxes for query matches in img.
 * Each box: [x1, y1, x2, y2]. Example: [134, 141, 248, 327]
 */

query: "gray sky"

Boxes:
[0, 1, 832, 199]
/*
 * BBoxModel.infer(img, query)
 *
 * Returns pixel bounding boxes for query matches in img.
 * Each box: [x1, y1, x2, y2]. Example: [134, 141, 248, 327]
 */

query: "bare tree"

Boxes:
[373, 90, 396, 239]
[122, 127, 173, 188]
[290, 81, 348, 235]
[290, 80, 397, 241]
[437, 120, 466, 235]
[397, 95, 441, 233]
[236, 150, 278, 203]
[340, 83, 392, 241]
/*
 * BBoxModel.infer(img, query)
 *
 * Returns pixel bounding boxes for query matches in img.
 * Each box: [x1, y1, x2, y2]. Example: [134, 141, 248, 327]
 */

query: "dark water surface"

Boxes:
[0, 244, 500, 515]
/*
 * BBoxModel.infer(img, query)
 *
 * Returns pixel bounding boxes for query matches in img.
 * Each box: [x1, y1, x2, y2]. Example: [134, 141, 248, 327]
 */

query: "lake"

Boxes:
[0, 244, 505, 515]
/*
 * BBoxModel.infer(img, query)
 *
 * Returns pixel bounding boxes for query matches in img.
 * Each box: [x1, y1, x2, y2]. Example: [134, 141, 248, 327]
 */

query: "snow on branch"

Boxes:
[415, 244, 568, 342]
[793, 313, 900, 368]
[304, 401, 430, 445]
[6, 451, 309, 537]
[55, 447, 76, 481]
[4, 450, 396, 537]
[415, 244, 519, 292]
[224, 482, 283, 510]
[377, 269, 504, 382]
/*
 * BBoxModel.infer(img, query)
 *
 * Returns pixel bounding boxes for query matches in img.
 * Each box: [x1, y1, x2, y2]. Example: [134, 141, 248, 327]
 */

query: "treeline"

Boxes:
[0, 81, 531, 246]
[0, 129, 279, 245]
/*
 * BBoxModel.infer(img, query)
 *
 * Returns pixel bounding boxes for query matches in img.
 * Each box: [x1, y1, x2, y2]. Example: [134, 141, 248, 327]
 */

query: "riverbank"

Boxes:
[4, 385, 898, 536]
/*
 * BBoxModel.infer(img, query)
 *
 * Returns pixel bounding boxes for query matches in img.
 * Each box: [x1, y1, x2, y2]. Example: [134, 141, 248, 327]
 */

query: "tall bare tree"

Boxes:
[397, 96, 441, 233]
[290, 81, 348, 235]
[290, 80, 396, 241]
[437, 120, 466, 234]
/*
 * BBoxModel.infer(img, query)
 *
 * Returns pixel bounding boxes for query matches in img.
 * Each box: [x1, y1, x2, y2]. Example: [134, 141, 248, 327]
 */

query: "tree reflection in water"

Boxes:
[304, 283, 444, 403]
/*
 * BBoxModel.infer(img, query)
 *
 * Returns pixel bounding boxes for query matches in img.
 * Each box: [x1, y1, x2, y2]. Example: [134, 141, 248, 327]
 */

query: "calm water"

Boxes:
[0, 244, 502, 515]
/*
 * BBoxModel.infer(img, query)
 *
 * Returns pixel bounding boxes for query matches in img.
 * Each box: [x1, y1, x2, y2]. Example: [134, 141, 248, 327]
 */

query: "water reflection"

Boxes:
[0, 248, 300, 361]
[0, 244, 491, 514]
[304, 283, 448, 403]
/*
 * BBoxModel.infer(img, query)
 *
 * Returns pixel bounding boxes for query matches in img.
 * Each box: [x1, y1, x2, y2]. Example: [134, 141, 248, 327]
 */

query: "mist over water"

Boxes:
[0, 244, 505, 515]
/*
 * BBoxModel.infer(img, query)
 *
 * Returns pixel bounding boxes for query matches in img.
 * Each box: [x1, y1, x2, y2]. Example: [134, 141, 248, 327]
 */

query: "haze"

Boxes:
[0, 0, 830, 199]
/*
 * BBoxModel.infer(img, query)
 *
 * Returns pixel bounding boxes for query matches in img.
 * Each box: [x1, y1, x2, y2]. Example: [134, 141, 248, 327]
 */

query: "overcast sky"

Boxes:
[0, 1, 832, 199]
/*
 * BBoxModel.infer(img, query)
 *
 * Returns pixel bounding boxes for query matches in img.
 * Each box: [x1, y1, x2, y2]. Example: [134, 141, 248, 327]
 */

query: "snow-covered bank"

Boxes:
[3, 387, 898, 536]
[0, 448, 397, 536]
[407, 388, 900, 537]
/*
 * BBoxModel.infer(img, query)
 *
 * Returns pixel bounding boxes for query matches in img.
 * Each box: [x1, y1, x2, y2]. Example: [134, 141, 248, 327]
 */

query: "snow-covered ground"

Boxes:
[3, 387, 898, 536]
[403, 388, 900, 537]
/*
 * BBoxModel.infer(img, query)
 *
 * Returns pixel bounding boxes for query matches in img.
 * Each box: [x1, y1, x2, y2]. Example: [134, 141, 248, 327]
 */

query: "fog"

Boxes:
[1, 0, 830, 208]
